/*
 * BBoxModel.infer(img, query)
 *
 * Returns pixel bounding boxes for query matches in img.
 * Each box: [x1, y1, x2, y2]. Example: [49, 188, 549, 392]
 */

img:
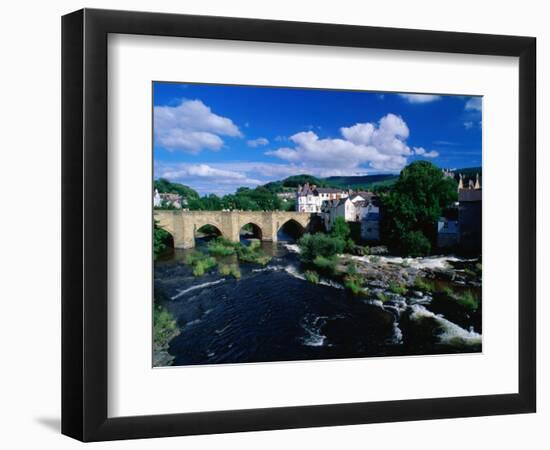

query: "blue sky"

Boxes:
[153, 82, 482, 195]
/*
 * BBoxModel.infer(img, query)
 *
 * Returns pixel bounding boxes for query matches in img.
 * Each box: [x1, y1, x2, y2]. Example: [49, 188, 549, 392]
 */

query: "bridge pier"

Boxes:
[153, 210, 313, 249]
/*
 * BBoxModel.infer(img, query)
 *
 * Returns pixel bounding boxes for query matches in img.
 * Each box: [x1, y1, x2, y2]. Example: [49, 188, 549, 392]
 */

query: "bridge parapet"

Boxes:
[153, 210, 315, 248]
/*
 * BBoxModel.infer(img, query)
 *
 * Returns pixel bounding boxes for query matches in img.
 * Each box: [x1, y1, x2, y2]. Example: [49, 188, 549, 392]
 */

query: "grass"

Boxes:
[304, 270, 320, 284]
[344, 275, 367, 296]
[218, 263, 241, 279]
[185, 251, 206, 266]
[313, 255, 338, 274]
[192, 256, 217, 277]
[236, 242, 272, 265]
[455, 290, 480, 311]
[185, 251, 218, 277]
[441, 285, 454, 297]
[388, 281, 407, 296]
[413, 277, 435, 293]
[376, 292, 390, 303]
[207, 237, 239, 256]
[153, 305, 179, 349]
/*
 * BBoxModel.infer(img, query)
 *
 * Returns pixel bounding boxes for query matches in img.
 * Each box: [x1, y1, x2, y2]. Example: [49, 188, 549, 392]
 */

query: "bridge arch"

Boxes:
[195, 223, 223, 238]
[239, 222, 263, 241]
[153, 210, 315, 249]
[277, 218, 306, 242]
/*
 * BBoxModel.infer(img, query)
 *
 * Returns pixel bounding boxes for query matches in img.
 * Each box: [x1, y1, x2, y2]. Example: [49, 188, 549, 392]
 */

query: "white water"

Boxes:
[282, 243, 300, 254]
[171, 278, 226, 300]
[386, 321, 404, 345]
[301, 315, 330, 347]
[350, 254, 473, 271]
[253, 264, 344, 289]
[409, 304, 482, 347]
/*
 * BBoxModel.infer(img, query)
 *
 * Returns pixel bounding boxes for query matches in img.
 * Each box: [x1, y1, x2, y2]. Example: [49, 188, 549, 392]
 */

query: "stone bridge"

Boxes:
[154, 210, 315, 248]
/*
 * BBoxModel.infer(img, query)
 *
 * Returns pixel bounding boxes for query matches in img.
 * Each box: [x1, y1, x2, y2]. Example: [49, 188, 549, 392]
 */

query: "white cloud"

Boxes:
[464, 121, 474, 129]
[413, 147, 439, 158]
[159, 163, 260, 184]
[465, 97, 482, 111]
[247, 137, 269, 147]
[154, 99, 242, 153]
[266, 113, 412, 172]
[398, 94, 442, 104]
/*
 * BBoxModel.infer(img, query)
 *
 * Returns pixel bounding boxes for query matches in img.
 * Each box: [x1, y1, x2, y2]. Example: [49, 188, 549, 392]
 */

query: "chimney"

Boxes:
[458, 173, 464, 190]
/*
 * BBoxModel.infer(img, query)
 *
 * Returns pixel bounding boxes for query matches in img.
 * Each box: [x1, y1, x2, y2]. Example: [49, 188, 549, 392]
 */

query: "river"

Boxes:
[154, 239, 482, 367]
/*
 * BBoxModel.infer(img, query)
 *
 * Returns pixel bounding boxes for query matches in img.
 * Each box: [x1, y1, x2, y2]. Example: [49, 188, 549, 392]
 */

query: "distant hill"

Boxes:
[324, 174, 399, 190]
[450, 167, 482, 177]
[263, 174, 333, 193]
[262, 173, 400, 193]
[262, 167, 481, 194]
[154, 178, 199, 200]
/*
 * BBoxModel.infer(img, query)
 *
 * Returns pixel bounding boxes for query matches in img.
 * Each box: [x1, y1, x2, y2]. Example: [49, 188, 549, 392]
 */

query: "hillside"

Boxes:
[154, 178, 200, 200]
[324, 174, 399, 190]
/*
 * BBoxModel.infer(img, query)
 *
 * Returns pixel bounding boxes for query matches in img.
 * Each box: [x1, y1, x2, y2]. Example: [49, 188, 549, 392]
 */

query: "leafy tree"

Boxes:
[331, 217, 351, 240]
[188, 194, 224, 211]
[153, 221, 171, 260]
[154, 178, 199, 200]
[380, 161, 457, 256]
[401, 230, 432, 257]
[297, 233, 346, 264]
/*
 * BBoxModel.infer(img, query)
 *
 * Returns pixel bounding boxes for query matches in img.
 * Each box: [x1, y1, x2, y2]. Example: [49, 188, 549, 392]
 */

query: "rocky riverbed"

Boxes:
[154, 241, 482, 367]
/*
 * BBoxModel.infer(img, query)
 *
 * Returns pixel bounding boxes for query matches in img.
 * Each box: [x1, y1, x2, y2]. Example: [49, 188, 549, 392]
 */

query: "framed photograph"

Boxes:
[62, 8, 536, 441]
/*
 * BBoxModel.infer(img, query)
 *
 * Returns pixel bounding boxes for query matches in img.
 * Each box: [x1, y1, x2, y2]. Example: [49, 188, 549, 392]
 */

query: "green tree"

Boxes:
[297, 233, 346, 264]
[154, 178, 199, 200]
[153, 221, 171, 260]
[331, 216, 351, 240]
[381, 161, 457, 256]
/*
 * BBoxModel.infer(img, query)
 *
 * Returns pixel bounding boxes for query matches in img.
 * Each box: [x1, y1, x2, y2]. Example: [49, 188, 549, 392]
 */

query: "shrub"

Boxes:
[347, 261, 357, 276]
[185, 251, 205, 266]
[331, 216, 351, 240]
[313, 255, 338, 274]
[344, 275, 366, 296]
[236, 244, 272, 265]
[388, 281, 407, 295]
[207, 241, 236, 256]
[298, 233, 346, 264]
[455, 291, 480, 311]
[376, 292, 390, 303]
[304, 270, 320, 284]
[189, 254, 217, 276]
[153, 221, 171, 260]
[153, 305, 178, 348]
[400, 230, 431, 257]
[219, 264, 241, 279]
[441, 286, 454, 297]
[414, 277, 434, 293]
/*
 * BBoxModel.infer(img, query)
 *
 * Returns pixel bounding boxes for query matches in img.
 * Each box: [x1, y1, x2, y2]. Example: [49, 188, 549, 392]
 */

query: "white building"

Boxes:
[296, 183, 348, 213]
[153, 189, 162, 207]
[321, 192, 381, 241]
[153, 189, 184, 209]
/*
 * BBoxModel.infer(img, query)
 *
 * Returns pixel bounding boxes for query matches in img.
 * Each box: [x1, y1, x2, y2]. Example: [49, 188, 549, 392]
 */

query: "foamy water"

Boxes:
[409, 304, 482, 347]
[171, 278, 226, 300]
[350, 254, 474, 271]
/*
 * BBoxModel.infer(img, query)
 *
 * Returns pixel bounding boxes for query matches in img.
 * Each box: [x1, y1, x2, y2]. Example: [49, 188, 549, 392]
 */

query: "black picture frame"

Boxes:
[62, 8, 536, 442]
